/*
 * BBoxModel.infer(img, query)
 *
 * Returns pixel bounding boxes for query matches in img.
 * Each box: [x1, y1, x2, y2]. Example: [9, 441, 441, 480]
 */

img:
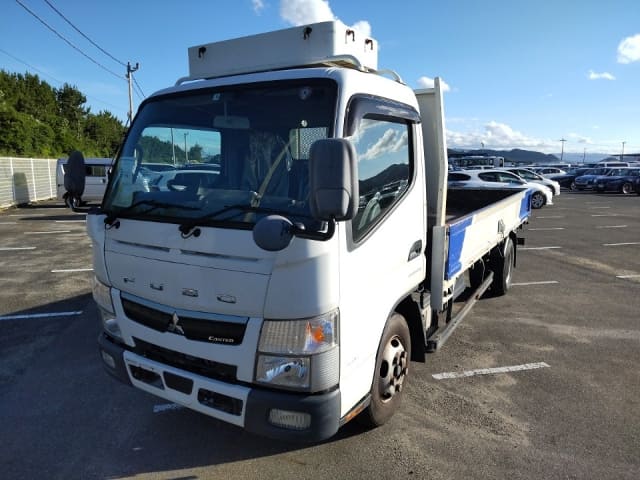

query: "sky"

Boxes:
[2, 0, 639, 161]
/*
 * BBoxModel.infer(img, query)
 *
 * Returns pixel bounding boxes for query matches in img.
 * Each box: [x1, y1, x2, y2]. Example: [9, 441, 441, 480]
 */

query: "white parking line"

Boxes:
[9, 213, 46, 217]
[0, 222, 18, 225]
[596, 225, 627, 229]
[589, 206, 611, 209]
[528, 227, 565, 231]
[0, 311, 83, 321]
[433, 362, 550, 380]
[534, 216, 565, 219]
[24, 230, 72, 235]
[0, 247, 36, 251]
[51, 268, 94, 273]
[591, 214, 620, 217]
[520, 246, 562, 251]
[616, 274, 640, 279]
[55, 220, 86, 223]
[603, 242, 640, 247]
[153, 403, 185, 414]
[511, 281, 559, 286]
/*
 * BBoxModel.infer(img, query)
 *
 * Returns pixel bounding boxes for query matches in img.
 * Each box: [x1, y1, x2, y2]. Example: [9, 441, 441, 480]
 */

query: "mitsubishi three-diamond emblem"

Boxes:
[167, 312, 185, 335]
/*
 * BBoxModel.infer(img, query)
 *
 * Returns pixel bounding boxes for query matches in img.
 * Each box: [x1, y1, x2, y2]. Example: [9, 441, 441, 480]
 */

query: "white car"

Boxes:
[448, 169, 553, 209]
[504, 167, 561, 196]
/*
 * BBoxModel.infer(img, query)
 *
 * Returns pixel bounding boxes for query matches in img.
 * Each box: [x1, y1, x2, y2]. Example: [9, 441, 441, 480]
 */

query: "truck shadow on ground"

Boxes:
[1, 294, 370, 479]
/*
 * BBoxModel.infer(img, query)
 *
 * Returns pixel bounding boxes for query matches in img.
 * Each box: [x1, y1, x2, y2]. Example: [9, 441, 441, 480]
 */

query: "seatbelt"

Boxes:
[251, 138, 293, 207]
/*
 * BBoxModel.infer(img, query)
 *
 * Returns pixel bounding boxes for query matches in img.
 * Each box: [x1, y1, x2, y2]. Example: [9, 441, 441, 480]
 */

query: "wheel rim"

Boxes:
[531, 193, 544, 208]
[504, 244, 514, 287]
[570, 181, 577, 191]
[622, 183, 632, 194]
[377, 335, 408, 403]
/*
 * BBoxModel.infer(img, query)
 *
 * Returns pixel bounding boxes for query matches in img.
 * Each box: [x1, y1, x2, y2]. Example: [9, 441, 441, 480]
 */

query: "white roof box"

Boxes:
[186, 21, 378, 81]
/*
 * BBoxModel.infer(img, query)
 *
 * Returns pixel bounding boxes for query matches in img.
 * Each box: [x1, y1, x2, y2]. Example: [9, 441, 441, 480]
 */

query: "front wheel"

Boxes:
[621, 182, 633, 195]
[569, 181, 577, 191]
[358, 313, 411, 427]
[531, 192, 546, 209]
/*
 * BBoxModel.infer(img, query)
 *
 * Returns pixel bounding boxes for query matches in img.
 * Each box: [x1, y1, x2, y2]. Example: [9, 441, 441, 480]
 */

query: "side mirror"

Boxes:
[309, 139, 358, 221]
[253, 215, 295, 251]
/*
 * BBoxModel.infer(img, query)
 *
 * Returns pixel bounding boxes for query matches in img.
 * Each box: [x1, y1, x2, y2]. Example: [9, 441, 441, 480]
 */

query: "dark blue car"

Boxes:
[574, 168, 610, 190]
[594, 168, 640, 194]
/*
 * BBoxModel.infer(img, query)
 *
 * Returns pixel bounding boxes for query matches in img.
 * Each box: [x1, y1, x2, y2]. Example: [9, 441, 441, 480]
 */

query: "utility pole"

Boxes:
[583, 148, 586, 163]
[126, 62, 139, 124]
[184, 132, 189, 162]
[559, 138, 567, 162]
[621, 141, 626, 161]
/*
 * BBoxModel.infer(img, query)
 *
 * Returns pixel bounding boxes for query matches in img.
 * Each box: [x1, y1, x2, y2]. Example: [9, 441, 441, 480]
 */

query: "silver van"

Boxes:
[56, 157, 112, 208]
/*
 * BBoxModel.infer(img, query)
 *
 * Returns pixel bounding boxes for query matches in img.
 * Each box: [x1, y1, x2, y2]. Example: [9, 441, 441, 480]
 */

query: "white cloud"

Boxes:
[350, 20, 371, 38]
[588, 70, 615, 80]
[617, 33, 640, 64]
[416, 76, 451, 92]
[446, 121, 555, 152]
[279, 0, 371, 36]
[568, 133, 593, 144]
[280, 0, 335, 25]
[253, 0, 265, 14]
[360, 128, 408, 161]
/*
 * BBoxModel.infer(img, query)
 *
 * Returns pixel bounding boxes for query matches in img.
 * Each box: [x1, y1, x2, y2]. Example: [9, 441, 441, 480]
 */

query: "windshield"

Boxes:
[103, 80, 337, 230]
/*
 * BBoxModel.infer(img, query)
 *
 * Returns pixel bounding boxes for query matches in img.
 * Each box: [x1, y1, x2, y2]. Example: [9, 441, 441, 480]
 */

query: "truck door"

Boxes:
[337, 96, 426, 411]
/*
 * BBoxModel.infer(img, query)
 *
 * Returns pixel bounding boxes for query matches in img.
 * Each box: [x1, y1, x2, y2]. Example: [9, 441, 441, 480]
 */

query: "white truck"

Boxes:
[87, 21, 532, 442]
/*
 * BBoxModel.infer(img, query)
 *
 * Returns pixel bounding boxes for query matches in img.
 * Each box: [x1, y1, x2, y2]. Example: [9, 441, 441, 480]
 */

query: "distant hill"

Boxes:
[448, 148, 559, 165]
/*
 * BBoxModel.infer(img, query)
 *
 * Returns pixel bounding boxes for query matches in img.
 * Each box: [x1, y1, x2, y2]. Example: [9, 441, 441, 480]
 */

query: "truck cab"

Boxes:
[88, 21, 529, 442]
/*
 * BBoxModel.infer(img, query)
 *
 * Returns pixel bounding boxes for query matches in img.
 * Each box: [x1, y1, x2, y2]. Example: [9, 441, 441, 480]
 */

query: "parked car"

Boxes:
[531, 166, 567, 178]
[574, 167, 610, 190]
[552, 167, 593, 190]
[56, 156, 113, 209]
[504, 167, 561, 195]
[448, 169, 553, 209]
[594, 168, 640, 194]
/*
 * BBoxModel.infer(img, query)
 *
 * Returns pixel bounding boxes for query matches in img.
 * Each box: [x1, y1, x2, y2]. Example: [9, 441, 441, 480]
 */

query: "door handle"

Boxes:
[407, 240, 422, 261]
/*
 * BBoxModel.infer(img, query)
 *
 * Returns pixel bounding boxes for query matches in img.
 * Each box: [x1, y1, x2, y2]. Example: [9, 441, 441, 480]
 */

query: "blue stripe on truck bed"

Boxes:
[520, 190, 532, 220]
[446, 216, 473, 279]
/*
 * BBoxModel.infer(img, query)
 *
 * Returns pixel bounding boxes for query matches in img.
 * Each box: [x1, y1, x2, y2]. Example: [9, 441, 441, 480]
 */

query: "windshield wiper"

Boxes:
[178, 204, 311, 237]
[104, 199, 199, 228]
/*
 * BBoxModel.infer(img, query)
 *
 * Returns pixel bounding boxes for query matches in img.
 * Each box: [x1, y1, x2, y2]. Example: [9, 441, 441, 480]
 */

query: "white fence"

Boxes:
[0, 157, 58, 209]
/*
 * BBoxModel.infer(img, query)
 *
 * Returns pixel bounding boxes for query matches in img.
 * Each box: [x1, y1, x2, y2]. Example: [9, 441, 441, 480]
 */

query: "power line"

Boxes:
[42, 0, 127, 67]
[15, 0, 124, 81]
[133, 76, 146, 99]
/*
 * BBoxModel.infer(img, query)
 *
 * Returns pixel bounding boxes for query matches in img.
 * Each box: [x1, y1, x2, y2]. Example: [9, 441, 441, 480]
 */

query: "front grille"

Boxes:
[132, 337, 237, 382]
[121, 297, 247, 345]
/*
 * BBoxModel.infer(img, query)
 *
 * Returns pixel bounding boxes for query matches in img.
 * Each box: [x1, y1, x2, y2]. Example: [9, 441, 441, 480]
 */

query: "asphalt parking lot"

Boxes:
[1, 192, 639, 480]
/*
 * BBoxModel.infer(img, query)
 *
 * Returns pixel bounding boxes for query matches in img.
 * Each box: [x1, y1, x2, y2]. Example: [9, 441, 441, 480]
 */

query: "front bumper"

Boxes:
[98, 334, 341, 442]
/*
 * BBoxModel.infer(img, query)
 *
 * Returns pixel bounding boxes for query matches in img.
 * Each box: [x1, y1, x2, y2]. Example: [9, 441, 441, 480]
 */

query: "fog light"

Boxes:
[268, 409, 311, 430]
[100, 350, 116, 369]
[103, 317, 122, 340]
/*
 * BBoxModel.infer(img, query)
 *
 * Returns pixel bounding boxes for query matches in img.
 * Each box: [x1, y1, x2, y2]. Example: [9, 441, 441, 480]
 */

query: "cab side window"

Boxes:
[350, 117, 411, 242]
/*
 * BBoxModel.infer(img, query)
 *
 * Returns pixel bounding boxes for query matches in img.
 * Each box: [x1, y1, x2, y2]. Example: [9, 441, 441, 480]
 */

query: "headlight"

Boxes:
[92, 276, 114, 314]
[255, 310, 339, 392]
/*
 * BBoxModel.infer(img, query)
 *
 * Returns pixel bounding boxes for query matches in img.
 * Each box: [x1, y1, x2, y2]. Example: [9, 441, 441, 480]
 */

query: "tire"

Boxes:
[531, 192, 545, 209]
[569, 181, 577, 191]
[621, 182, 633, 195]
[359, 313, 411, 427]
[491, 237, 514, 296]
